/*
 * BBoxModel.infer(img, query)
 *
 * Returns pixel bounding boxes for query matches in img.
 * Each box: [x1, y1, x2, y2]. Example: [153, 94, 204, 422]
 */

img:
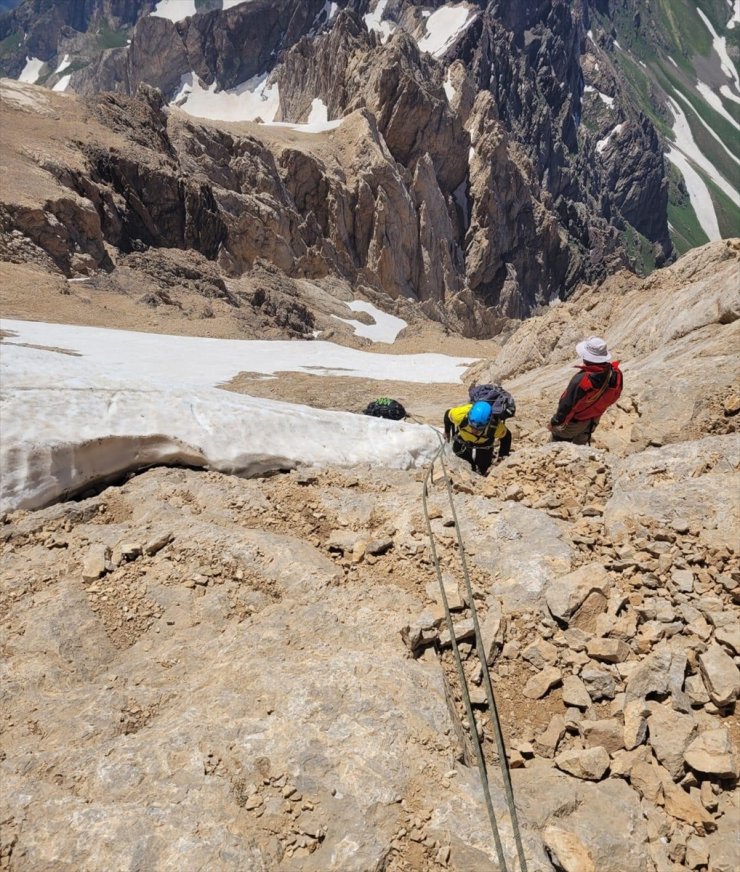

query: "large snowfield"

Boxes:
[0, 320, 477, 513]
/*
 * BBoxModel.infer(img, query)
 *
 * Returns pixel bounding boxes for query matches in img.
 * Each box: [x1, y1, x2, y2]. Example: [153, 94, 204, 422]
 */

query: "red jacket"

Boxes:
[552, 362, 623, 425]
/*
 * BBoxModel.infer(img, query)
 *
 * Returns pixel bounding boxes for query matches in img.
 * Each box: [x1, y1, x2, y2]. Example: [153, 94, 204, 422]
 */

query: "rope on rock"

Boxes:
[421, 432, 529, 872]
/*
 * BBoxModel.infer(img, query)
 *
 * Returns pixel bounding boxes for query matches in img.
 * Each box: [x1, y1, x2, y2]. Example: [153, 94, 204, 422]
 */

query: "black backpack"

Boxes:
[363, 397, 407, 420]
[468, 384, 516, 419]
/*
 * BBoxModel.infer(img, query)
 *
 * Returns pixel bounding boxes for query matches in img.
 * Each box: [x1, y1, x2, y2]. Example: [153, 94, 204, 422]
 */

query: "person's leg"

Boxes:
[498, 429, 512, 458]
[473, 446, 494, 475]
[551, 420, 592, 444]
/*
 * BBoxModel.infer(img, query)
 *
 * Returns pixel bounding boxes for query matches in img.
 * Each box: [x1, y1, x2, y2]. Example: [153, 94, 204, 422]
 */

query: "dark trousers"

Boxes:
[550, 418, 598, 445]
[453, 439, 494, 475]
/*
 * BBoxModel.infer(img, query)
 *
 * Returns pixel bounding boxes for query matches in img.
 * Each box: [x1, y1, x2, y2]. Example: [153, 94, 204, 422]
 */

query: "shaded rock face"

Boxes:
[0, 0, 148, 72]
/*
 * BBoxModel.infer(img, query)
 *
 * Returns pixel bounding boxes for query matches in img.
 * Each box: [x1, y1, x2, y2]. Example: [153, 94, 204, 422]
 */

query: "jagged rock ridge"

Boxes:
[0, 0, 685, 329]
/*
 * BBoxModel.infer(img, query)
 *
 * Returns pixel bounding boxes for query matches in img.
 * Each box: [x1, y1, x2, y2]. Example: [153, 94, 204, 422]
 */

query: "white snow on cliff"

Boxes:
[172, 72, 280, 123]
[151, 0, 197, 22]
[18, 56, 44, 84]
[667, 97, 739, 208]
[665, 147, 720, 241]
[417, 4, 477, 57]
[584, 85, 615, 108]
[330, 301, 408, 343]
[696, 7, 740, 89]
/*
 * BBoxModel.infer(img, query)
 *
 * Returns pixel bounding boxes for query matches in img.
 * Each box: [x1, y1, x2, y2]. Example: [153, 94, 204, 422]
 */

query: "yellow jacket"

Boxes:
[445, 403, 509, 446]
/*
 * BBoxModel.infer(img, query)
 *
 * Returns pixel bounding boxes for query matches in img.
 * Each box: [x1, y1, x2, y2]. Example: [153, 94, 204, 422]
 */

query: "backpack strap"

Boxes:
[564, 368, 612, 424]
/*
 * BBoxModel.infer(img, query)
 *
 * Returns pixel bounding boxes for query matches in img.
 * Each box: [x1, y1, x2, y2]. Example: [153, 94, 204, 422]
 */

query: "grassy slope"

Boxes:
[598, 0, 740, 248]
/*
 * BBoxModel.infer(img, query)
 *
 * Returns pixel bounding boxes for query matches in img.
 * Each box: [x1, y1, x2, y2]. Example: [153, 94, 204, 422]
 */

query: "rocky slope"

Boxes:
[1, 0, 706, 325]
[1, 242, 738, 871]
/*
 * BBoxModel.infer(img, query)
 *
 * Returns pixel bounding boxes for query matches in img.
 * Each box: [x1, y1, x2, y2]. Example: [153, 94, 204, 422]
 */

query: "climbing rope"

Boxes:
[421, 431, 529, 872]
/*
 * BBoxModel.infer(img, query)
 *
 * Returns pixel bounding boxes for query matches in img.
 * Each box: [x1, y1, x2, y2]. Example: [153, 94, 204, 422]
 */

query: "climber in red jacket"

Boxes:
[549, 337, 623, 445]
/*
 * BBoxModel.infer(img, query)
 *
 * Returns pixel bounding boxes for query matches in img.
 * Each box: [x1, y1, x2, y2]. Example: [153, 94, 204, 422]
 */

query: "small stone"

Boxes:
[542, 826, 594, 872]
[661, 780, 713, 830]
[580, 664, 617, 701]
[624, 647, 672, 702]
[554, 746, 610, 781]
[522, 638, 558, 670]
[629, 760, 664, 803]
[684, 728, 738, 778]
[684, 674, 710, 707]
[427, 575, 465, 611]
[545, 563, 612, 625]
[523, 666, 562, 700]
[504, 484, 524, 501]
[366, 537, 393, 556]
[439, 618, 475, 647]
[351, 541, 366, 564]
[244, 794, 263, 810]
[671, 568, 694, 592]
[82, 544, 109, 581]
[623, 699, 649, 750]
[480, 599, 505, 664]
[698, 643, 740, 706]
[581, 718, 624, 754]
[685, 835, 709, 870]
[561, 674, 591, 710]
[144, 531, 173, 556]
[714, 623, 740, 655]
[586, 637, 631, 663]
[647, 703, 698, 779]
[534, 714, 566, 758]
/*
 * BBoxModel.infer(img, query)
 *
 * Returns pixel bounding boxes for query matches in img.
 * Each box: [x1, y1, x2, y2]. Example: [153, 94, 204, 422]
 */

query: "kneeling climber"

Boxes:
[444, 401, 512, 476]
[549, 336, 623, 445]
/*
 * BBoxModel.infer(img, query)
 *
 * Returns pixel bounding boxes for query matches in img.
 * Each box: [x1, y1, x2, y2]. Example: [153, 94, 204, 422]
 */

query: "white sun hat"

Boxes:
[576, 336, 612, 363]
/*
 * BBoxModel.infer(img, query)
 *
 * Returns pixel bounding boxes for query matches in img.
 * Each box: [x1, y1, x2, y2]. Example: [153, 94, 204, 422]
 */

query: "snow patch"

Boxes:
[668, 55, 679, 68]
[729, 0, 740, 28]
[595, 123, 624, 154]
[223, 0, 257, 9]
[613, 39, 622, 49]
[54, 54, 71, 75]
[331, 301, 407, 343]
[673, 89, 740, 164]
[52, 75, 71, 92]
[665, 147, 720, 241]
[720, 84, 740, 104]
[151, 0, 197, 22]
[695, 80, 740, 131]
[18, 56, 44, 84]
[696, 7, 740, 90]
[667, 96, 739, 206]
[443, 67, 456, 103]
[0, 342, 443, 512]
[0, 320, 474, 390]
[587, 29, 593, 41]
[364, 0, 395, 43]
[173, 72, 280, 123]
[584, 84, 615, 108]
[417, 4, 476, 57]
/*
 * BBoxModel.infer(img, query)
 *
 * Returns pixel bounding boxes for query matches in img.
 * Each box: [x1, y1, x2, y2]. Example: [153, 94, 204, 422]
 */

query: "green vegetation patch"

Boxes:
[617, 53, 674, 139]
[666, 163, 710, 254]
[656, 64, 740, 158]
[97, 22, 130, 50]
[621, 224, 659, 275]
[0, 29, 22, 59]
[704, 176, 740, 237]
